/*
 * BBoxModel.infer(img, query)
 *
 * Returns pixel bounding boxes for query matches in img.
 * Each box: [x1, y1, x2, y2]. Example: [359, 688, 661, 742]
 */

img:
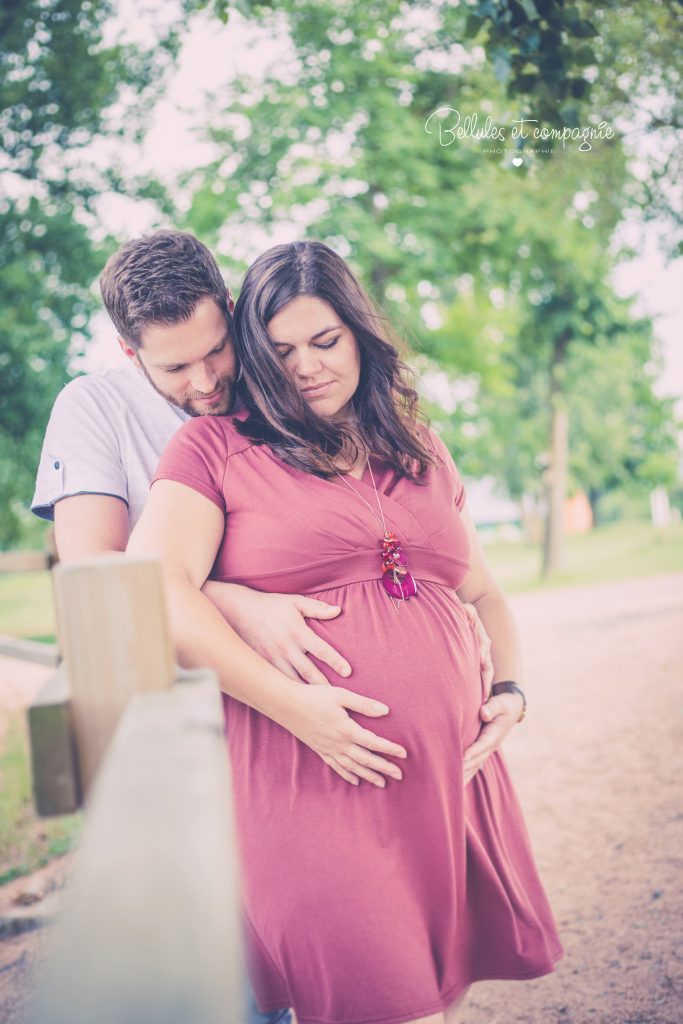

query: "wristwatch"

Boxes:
[490, 681, 527, 722]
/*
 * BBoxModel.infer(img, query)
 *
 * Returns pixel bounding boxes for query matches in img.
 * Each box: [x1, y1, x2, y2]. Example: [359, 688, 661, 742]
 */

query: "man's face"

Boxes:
[120, 297, 237, 417]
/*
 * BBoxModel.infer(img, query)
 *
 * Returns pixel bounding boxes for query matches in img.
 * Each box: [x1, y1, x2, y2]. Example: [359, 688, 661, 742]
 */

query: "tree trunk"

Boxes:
[588, 487, 602, 528]
[542, 331, 571, 576]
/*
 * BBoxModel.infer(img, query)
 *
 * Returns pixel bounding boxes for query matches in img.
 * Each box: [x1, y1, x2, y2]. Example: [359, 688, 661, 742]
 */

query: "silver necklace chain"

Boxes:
[336, 457, 388, 534]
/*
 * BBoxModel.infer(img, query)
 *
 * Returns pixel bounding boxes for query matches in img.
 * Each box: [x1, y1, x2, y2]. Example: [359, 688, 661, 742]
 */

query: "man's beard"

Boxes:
[137, 363, 236, 417]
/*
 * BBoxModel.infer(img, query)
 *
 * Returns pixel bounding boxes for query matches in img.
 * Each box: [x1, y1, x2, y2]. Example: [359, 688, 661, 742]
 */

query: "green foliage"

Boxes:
[466, 0, 599, 126]
[0, 0, 184, 544]
[567, 333, 680, 515]
[585, 0, 683, 256]
[0, 199, 98, 544]
[466, 1, 683, 247]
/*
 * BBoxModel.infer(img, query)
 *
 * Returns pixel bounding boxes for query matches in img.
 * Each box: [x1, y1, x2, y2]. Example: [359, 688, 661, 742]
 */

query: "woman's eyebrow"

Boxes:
[272, 325, 341, 346]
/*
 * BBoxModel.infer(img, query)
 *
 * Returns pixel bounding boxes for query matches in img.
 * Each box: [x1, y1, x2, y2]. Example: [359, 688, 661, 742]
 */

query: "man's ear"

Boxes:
[117, 335, 140, 365]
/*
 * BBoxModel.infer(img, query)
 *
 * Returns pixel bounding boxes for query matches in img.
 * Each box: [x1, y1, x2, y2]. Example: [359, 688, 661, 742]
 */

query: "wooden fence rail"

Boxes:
[25, 556, 245, 1024]
[0, 550, 50, 574]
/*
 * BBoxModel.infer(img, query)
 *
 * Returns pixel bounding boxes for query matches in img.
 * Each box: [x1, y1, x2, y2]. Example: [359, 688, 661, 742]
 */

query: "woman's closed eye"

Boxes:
[276, 337, 340, 360]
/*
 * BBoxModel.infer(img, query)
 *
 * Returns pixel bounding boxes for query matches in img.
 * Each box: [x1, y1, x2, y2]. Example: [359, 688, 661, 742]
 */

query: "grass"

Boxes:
[0, 711, 81, 886]
[0, 570, 56, 642]
[484, 519, 683, 593]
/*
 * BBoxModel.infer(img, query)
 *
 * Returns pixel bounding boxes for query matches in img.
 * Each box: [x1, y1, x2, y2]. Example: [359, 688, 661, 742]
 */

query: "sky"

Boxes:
[85, 5, 682, 415]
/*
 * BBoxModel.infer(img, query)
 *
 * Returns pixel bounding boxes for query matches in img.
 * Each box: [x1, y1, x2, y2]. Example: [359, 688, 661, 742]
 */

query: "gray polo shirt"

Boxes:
[32, 361, 189, 531]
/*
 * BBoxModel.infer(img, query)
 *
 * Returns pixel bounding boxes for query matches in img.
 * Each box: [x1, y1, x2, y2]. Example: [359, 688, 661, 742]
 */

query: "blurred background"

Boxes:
[0, 4, 682, 1015]
[1, 0, 681, 578]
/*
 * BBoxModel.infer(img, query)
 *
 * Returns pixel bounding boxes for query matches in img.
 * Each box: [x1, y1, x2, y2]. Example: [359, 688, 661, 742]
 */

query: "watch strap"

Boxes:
[490, 681, 527, 722]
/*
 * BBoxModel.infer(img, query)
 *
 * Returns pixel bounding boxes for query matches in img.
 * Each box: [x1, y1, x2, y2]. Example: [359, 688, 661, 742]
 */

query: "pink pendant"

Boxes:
[379, 530, 417, 600]
[382, 569, 418, 600]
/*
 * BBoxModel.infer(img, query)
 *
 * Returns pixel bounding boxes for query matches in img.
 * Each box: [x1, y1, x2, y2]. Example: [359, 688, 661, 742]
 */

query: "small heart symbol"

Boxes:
[512, 157, 523, 166]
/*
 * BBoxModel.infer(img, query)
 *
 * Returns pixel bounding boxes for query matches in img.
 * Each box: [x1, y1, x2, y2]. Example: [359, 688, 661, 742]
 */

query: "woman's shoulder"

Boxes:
[172, 410, 256, 459]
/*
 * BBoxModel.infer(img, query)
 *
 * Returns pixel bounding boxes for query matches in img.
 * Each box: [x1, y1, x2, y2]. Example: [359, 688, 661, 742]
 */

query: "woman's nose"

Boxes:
[293, 348, 323, 378]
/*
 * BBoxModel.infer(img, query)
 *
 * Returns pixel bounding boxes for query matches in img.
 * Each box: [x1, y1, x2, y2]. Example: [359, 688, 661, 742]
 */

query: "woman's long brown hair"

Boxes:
[232, 241, 435, 478]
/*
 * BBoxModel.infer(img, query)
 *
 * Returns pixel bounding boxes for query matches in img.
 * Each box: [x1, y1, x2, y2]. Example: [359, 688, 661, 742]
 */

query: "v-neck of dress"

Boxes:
[331, 457, 437, 551]
[338, 454, 382, 485]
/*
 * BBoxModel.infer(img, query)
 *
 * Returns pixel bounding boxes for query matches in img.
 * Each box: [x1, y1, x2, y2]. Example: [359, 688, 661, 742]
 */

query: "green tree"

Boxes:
[466, 0, 682, 252]
[567, 335, 680, 524]
[0, 0, 182, 544]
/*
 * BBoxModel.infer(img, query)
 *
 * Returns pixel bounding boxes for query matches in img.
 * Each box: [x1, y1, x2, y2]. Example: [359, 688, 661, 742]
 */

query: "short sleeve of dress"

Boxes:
[425, 428, 467, 511]
[152, 417, 229, 514]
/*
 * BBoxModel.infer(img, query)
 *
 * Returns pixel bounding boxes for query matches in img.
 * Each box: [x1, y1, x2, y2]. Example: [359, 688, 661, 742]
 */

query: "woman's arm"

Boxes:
[128, 481, 407, 788]
[456, 505, 525, 783]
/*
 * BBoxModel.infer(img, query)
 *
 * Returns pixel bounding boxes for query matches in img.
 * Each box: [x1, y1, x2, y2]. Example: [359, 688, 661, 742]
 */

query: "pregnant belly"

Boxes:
[318, 578, 486, 751]
[223, 579, 485, 924]
[223, 578, 485, 781]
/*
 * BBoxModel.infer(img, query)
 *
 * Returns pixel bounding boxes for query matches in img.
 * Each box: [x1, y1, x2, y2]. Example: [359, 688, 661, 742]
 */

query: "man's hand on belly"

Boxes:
[462, 602, 494, 693]
[203, 582, 352, 685]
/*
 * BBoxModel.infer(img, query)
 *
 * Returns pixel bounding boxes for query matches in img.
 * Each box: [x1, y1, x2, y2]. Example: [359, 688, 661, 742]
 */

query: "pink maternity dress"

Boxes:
[154, 412, 562, 1024]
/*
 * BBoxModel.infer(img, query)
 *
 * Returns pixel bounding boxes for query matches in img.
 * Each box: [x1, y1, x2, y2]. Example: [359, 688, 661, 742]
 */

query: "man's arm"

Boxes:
[202, 582, 351, 684]
[54, 494, 130, 562]
[128, 480, 406, 787]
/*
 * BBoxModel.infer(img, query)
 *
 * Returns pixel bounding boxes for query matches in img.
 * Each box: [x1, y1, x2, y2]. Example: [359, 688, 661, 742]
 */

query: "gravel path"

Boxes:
[461, 572, 683, 1024]
[1, 572, 681, 1023]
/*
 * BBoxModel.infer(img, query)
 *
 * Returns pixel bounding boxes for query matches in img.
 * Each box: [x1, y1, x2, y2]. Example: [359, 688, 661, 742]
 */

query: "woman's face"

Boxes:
[267, 295, 362, 423]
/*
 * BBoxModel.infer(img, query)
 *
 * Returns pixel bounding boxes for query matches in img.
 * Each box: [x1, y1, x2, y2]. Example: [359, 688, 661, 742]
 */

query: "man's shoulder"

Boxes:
[51, 363, 187, 431]
[172, 411, 253, 456]
[50, 362, 137, 414]
[56, 362, 146, 403]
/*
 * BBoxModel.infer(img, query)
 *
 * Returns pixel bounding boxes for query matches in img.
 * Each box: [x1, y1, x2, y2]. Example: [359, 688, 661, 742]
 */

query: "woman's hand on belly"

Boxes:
[280, 684, 408, 788]
[462, 689, 525, 784]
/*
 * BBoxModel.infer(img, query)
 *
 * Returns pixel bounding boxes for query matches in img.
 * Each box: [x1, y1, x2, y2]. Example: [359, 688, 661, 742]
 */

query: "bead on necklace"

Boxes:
[337, 457, 418, 610]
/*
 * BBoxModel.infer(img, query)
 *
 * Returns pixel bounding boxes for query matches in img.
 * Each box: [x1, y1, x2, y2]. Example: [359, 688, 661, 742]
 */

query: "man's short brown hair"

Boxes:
[99, 229, 231, 348]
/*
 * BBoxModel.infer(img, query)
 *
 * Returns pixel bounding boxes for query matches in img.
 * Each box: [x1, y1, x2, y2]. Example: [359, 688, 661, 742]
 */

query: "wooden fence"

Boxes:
[0, 529, 57, 574]
[0, 550, 50, 574]
[23, 556, 245, 1024]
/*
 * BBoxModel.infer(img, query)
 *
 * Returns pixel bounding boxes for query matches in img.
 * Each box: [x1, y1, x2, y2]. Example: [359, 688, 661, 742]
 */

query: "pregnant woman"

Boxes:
[129, 240, 562, 1024]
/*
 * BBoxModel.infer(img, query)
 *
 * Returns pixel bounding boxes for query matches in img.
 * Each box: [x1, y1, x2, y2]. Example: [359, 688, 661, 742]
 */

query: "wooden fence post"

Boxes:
[27, 665, 80, 815]
[28, 673, 245, 1024]
[52, 555, 175, 795]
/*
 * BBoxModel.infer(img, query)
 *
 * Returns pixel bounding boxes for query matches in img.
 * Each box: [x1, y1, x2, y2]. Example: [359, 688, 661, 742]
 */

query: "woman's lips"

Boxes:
[300, 381, 332, 398]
